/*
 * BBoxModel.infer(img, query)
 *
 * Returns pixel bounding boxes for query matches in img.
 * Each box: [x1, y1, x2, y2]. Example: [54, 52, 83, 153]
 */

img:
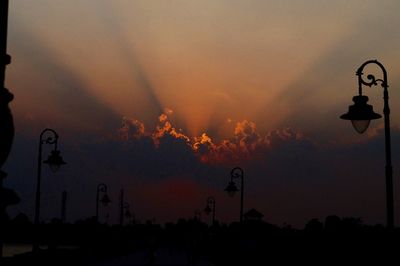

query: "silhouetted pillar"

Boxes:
[119, 188, 124, 226]
[0, 0, 19, 257]
[61, 190, 67, 223]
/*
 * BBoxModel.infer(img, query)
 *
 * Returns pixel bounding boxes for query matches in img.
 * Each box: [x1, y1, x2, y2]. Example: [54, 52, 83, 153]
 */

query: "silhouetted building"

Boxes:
[243, 208, 264, 221]
[11, 213, 31, 225]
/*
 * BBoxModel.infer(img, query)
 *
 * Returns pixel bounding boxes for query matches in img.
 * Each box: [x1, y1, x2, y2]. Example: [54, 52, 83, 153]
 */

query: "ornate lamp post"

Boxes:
[119, 188, 131, 225]
[0, 0, 19, 257]
[35, 129, 66, 224]
[96, 183, 111, 223]
[340, 59, 394, 229]
[224, 167, 244, 223]
[34, 128, 66, 251]
[194, 209, 202, 221]
[203, 196, 216, 225]
[122, 203, 131, 225]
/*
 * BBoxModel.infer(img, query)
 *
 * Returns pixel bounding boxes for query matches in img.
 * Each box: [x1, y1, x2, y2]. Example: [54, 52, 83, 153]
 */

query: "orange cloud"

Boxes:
[118, 117, 145, 140]
[119, 109, 308, 165]
[152, 112, 191, 147]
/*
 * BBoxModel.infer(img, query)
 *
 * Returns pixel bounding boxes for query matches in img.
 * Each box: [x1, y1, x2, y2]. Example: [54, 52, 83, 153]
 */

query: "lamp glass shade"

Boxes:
[101, 194, 111, 206]
[351, 120, 371, 134]
[204, 205, 212, 215]
[125, 210, 132, 218]
[340, 95, 381, 134]
[225, 181, 239, 197]
[43, 150, 66, 172]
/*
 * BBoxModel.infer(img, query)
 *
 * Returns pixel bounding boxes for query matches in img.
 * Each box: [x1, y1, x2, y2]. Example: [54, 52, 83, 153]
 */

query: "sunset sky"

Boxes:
[4, 0, 400, 227]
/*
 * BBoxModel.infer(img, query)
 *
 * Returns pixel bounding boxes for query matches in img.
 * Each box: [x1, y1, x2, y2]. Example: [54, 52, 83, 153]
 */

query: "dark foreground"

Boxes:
[2, 217, 400, 265]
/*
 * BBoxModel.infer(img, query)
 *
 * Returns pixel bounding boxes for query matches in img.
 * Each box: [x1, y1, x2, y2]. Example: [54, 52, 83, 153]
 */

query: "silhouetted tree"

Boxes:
[324, 215, 341, 232]
[341, 217, 363, 231]
[304, 218, 323, 233]
[11, 212, 31, 225]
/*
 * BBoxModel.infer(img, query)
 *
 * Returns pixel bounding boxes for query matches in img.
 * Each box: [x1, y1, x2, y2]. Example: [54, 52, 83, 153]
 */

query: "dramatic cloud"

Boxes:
[117, 109, 313, 167]
[119, 117, 145, 141]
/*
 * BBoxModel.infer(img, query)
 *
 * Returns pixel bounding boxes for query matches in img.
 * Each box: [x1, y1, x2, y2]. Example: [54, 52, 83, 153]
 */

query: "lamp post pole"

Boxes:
[204, 197, 216, 225]
[237, 168, 244, 223]
[225, 167, 244, 223]
[119, 188, 124, 226]
[120, 202, 130, 226]
[61, 190, 67, 223]
[119, 188, 130, 226]
[96, 183, 110, 223]
[194, 209, 202, 221]
[35, 129, 59, 226]
[34, 128, 66, 251]
[340, 60, 393, 229]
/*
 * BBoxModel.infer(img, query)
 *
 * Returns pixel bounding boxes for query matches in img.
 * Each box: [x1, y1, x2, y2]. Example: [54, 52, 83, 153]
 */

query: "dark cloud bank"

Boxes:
[4, 113, 400, 227]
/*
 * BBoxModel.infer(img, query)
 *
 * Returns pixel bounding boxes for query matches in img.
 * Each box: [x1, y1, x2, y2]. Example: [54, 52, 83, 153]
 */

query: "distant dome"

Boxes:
[243, 208, 264, 220]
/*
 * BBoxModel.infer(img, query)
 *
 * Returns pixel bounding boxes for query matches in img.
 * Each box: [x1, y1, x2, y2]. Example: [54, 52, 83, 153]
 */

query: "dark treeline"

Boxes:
[2, 214, 400, 265]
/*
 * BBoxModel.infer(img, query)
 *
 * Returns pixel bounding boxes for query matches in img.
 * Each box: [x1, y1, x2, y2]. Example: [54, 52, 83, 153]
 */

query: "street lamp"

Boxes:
[96, 183, 111, 223]
[34, 128, 66, 251]
[340, 59, 394, 229]
[119, 187, 132, 225]
[194, 209, 202, 221]
[123, 203, 132, 224]
[225, 167, 244, 223]
[203, 196, 216, 225]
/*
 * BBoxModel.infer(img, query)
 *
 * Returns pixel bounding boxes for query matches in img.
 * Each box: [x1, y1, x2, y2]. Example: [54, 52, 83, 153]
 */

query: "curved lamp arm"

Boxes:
[356, 59, 388, 95]
[207, 197, 215, 205]
[230, 167, 244, 182]
[97, 183, 108, 193]
[39, 128, 59, 149]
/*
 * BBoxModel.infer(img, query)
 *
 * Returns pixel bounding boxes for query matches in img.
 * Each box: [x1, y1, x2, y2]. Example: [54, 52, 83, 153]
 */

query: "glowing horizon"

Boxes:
[5, 0, 400, 226]
[9, 0, 400, 143]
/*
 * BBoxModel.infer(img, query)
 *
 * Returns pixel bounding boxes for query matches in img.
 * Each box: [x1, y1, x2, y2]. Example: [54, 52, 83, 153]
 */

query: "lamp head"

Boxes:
[43, 150, 66, 172]
[100, 194, 111, 206]
[125, 209, 132, 218]
[340, 95, 381, 133]
[204, 204, 212, 215]
[225, 181, 239, 197]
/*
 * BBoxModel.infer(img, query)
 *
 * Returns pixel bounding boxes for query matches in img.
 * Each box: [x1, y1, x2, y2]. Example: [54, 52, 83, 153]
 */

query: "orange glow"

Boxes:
[8, 0, 400, 145]
[152, 111, 191, 147]
[131, 177, 213, 221]
[193, 133, 214, 150]
[119, 117, 145, 140]
[120, 109, 308, 166]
